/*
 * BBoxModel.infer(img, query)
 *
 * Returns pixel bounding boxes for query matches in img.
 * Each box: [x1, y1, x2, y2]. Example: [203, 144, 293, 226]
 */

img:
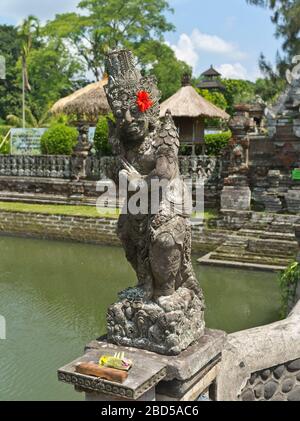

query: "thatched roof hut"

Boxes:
[51, 79, 111, 123]
[160, 85, 229, 120]
[160, 82, 229, 152]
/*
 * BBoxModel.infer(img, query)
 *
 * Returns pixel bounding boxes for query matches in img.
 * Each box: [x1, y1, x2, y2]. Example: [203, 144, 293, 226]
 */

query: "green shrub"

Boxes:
[41, 124, 78, 155]
[0, 138, 10, 154]
[0, 125, 12, 138]
[279, 261, 300, 318]
[0, 126, 12, 154]
[204, 131, 231, 156]
[93, 114, 114, 156]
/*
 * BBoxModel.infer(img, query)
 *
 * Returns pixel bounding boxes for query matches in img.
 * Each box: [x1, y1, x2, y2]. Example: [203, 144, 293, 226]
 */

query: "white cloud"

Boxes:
[216, 63, 248, 80]
[216, 63, 262, 81]
[170, 29, 248, 75]
[190, 29, 247, 60]
[0, 0, 78, 23]
[169, 34, 199, 70]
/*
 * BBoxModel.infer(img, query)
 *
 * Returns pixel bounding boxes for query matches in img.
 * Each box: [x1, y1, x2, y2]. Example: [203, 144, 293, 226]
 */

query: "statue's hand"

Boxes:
[119, 169, 145, 192]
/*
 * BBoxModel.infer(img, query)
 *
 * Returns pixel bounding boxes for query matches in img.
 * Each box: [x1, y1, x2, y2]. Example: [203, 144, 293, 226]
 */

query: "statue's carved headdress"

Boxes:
[104, 49, 161, 125]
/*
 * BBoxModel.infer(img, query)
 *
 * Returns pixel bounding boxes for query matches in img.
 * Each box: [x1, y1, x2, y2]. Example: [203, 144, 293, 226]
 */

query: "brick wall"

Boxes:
[0, 210, 228, 253]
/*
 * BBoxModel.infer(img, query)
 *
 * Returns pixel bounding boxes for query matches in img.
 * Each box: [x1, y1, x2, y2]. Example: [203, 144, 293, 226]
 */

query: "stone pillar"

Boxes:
[71, 122, 92, 181]
[221, 104, 252, 211]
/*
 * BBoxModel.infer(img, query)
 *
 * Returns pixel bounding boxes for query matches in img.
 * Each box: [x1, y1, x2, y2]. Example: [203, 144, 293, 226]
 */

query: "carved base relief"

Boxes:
[107, 286, 205, 356]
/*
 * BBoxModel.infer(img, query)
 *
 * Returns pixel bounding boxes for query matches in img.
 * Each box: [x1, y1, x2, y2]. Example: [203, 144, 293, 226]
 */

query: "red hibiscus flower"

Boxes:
[136, 91, 153, 112]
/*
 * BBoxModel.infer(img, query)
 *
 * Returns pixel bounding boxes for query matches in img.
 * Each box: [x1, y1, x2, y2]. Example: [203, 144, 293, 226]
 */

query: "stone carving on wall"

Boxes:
[104, 49, 205, 355]
[239, 358, 300, 401]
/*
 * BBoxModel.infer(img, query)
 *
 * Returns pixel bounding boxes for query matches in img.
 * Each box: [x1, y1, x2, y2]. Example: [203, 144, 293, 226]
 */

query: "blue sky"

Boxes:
[0, 0, 281, 81]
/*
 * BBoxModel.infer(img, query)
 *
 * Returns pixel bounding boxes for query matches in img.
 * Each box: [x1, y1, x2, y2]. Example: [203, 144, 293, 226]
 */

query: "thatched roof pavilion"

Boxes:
[160, 79, 229, 152]
[160, 84, 229, 120]
[51, 79, 111, 123]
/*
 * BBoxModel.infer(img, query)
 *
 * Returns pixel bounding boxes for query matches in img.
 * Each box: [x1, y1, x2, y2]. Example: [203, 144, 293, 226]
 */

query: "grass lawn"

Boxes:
[0, 201, 219, 221]
[0, 201, 120, 219]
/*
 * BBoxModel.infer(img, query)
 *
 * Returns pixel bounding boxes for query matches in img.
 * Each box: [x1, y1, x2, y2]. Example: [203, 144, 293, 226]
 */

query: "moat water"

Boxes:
[0, 235, 281, 400]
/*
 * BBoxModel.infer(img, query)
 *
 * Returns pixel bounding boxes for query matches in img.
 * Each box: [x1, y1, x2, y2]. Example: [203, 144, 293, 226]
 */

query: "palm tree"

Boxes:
[18, 15, 40, 128]
[6, 107, 51, 128]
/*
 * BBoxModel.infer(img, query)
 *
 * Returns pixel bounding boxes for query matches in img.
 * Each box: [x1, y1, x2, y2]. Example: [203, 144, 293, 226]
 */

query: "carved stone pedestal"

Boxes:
[107, 286, 205, 356]
[57, 329, 226, 402]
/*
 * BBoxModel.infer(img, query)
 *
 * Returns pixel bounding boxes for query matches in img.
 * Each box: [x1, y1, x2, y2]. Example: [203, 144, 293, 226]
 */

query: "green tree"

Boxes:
[253, 77, 286, 103]
[197, 89, 228, 110]
[25, 41, 83, 119]
[247, 0, 300, 77]
[18, 15, 40, 93]
[146, 43, 192, 101]
[222, 79, 256, 114]
[0, 25, 22, 121]
[44, 0, 175, 80]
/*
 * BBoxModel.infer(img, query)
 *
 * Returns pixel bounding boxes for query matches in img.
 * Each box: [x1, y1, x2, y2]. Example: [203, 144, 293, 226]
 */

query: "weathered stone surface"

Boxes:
[282, 378, 295, 393]
[58, 345, 167, 400]
[221, 186, 251, 211]
[264, 380, 278, 400]
[287, 359, 300, 372]
[254, 383, 263, 399]
[260, 369, 271, 381]
[107, 286, 205, 356]
[86, 329, 226, 382]
[287, 387, 300, 402]
[241, 389, 255, 401]
[217, 300, 300, 401]
[273, 365, 285, 379]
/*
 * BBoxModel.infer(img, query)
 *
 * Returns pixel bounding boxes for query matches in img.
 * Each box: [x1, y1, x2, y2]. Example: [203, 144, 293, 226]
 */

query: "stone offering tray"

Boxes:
[58, 344, 167, 400]
[58, 329, 226, 401]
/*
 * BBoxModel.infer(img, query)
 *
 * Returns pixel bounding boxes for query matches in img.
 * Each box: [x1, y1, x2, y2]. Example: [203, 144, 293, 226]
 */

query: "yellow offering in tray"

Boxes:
[99, 352, 132, 372]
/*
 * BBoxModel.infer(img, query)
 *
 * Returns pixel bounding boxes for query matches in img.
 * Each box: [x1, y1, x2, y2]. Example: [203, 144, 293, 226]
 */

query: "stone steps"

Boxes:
[237, 229, 296, 241]
[209, 251, 293, 267]
[243, 222, 295, 234]
[199, 221, 299, 270]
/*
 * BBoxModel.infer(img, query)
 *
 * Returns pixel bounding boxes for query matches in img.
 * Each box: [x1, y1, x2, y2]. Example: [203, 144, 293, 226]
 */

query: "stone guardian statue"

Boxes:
[104, 49, 205, 355]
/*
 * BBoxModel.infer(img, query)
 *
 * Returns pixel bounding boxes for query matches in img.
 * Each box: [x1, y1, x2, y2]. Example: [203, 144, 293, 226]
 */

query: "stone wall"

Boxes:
[216, 300, 300, 401]
[0, 210, 120, 246]
[248, 136, 300, 213]
[0, 209, 229, 252]
[212, 210, 300, 231]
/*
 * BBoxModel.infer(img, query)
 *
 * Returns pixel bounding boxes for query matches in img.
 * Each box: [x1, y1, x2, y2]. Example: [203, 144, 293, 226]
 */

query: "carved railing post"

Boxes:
[71, 122, 92, 181]
[221, 104, 252, 211]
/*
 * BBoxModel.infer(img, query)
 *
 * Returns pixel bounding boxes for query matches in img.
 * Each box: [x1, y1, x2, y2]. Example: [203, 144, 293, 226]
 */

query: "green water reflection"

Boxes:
[0, 236, 280, 401]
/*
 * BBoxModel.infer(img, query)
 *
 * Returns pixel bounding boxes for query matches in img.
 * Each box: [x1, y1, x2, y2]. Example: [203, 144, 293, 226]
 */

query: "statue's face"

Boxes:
[115, 102, 149, 142]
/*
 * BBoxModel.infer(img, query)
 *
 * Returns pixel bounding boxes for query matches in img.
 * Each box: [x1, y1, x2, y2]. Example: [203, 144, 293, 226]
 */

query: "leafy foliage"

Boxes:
[197, 88, 228, 111]
[0, 25, 22, 121]
[178, 131, 231, 156]
[144, 43, 192, 101]
[204, 131, 232, 156]
[279, 261, 300, 318]
[93, 114, 114, 156]
[221, 79, 256, 115]
[44, 0, 175, 80]
[25, 41, 83, 119]
[246, 0, 300, 78]
[41, 124, 78, 155]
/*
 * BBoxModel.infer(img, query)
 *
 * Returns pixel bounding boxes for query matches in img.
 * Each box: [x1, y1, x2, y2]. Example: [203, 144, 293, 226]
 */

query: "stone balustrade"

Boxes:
[0, 155, 72, 179]
[0, 154, 221, 181]
[217, 299, 300, 401]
